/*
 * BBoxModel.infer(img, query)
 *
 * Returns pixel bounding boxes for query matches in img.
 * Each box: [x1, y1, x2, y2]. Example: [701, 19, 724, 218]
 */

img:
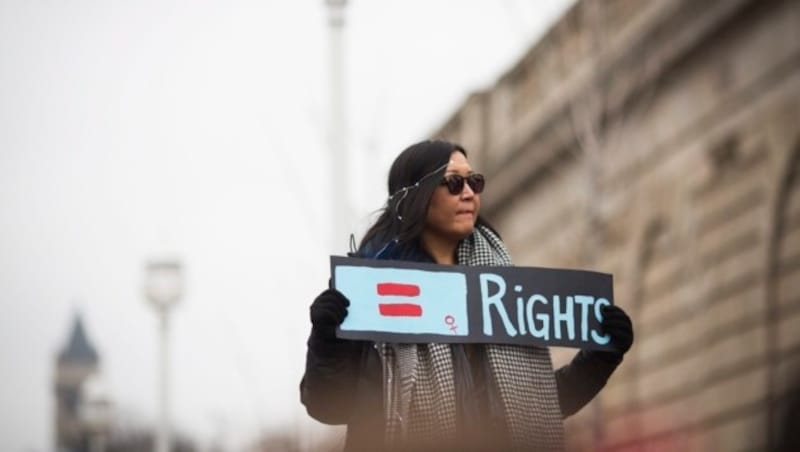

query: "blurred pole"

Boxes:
[326, 0, 350, 254]
[157, 308, 170, 452]
[144, 260, 183, 452]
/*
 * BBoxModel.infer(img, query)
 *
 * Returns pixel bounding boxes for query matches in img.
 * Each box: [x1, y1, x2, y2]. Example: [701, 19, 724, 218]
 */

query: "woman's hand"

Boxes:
[602, 304, 633, 353]
[593, 304, 633, 364]
[309, 288, 350, 341]
[302, 288, 358, 423]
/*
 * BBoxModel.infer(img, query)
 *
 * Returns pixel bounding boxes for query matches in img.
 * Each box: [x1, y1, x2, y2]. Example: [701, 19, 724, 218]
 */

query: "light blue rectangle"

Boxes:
[336, 266, 469, 336]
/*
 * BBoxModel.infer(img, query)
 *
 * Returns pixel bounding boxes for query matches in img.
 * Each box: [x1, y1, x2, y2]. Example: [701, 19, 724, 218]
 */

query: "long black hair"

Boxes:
[357, 139, 494, 259]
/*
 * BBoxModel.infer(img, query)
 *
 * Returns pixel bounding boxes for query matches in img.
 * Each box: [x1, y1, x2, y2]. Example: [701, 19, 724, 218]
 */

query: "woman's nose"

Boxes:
[460, 182, 475, 198]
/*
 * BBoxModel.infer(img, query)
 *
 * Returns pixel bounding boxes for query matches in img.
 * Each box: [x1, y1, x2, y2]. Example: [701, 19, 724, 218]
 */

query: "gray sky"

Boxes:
[0, 1, 572, 450]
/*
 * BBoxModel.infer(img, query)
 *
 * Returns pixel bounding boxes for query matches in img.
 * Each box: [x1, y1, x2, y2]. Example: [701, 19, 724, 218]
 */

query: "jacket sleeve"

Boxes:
[299, 328, 363, 424]
[554, 349, 621, 418]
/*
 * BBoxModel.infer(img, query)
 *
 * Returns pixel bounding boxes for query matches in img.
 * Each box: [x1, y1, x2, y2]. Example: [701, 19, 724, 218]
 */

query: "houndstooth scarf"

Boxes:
[378, 225, 565, 451]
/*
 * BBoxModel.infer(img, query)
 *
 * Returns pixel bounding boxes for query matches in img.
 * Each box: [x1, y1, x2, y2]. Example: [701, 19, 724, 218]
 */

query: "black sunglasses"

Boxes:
[440, 173, 485, 195]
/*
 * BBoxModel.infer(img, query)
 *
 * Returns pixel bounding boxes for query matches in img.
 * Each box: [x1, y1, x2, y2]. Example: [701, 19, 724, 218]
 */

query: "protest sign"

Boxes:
[331, 256, 617, 351]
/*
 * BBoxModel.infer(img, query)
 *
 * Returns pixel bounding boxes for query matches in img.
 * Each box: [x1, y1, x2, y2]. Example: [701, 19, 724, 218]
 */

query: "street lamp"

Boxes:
[325, 0, 350, 254]
[144, 259, 183, 452]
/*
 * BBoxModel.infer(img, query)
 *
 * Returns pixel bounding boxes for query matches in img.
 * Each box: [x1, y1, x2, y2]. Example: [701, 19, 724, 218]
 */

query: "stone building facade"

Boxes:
[434, 0, 800, 450]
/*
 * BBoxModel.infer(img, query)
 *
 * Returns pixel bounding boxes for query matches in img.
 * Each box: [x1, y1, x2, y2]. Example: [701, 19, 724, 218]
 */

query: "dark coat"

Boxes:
[301, 336, 620, 451]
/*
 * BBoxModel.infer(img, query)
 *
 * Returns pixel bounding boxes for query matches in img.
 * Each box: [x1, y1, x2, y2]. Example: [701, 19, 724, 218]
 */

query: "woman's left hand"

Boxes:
[601, 304, 633, 356]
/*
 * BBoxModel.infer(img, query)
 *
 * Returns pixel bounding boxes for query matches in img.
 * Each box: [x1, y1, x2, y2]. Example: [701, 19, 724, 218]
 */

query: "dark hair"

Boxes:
[358, 139, 494, 259]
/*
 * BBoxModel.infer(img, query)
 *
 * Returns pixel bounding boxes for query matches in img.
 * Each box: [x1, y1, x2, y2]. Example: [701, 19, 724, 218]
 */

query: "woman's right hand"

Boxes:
[309, 288, 350, 341]
[302, 289, 357, 422]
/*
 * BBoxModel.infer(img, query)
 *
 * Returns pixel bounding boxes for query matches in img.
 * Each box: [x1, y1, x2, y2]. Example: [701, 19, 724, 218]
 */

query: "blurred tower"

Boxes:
[54, 313, 100, 452]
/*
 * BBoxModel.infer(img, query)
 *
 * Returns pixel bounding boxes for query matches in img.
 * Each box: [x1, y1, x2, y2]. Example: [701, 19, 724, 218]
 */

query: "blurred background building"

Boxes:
[435, 0, 799, 450]
[54, 314, 111, 452]
[53, 315, 200, 452]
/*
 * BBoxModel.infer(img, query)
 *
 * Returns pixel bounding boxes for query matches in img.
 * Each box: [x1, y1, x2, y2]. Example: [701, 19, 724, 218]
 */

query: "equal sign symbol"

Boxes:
[376, 282, 423, 317]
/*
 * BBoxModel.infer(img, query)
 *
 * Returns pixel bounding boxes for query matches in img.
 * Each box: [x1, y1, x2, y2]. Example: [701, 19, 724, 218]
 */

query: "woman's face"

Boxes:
[424, 151, 481, 243]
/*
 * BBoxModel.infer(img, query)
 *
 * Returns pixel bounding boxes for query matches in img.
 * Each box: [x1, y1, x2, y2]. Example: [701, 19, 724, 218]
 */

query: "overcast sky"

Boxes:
[0, 1, 573, 450]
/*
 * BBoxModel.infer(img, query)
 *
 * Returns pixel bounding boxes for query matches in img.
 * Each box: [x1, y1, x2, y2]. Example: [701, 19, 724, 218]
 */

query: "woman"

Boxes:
[301, 140, 633, 451]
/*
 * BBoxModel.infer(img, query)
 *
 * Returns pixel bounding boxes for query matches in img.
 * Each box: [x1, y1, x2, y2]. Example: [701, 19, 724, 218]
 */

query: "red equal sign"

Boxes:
[376, 282, 422, 317]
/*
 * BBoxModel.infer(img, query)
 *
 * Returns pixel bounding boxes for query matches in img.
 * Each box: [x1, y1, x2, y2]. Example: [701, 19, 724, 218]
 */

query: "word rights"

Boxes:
[331, 256, 617, 351]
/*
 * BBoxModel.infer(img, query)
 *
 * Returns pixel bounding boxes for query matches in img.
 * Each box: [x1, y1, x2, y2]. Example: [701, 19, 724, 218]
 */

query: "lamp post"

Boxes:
[325, 0, 350, 253]
[144, 259, 183, 452]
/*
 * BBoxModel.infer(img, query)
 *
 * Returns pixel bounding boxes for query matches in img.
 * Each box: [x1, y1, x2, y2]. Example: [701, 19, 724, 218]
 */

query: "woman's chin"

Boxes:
[451, 224, 475, 241]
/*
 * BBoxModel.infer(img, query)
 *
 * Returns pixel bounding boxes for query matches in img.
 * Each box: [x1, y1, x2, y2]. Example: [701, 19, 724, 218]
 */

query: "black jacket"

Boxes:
[301, 328, 620, 451]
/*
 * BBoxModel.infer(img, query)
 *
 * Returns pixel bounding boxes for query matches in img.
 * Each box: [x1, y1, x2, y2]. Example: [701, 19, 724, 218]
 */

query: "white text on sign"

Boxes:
[479, 273, 611, 346]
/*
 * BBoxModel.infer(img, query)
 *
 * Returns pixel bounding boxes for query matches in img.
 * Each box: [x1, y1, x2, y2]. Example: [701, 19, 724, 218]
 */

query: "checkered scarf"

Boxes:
[378, 225, 565, 451]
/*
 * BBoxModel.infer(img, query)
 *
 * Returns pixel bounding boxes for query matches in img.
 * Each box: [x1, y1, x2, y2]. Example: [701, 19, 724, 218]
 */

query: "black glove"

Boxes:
[309, 288, 350, 342]
[557, 305, 633, 412]
[593, 304, 633, 364]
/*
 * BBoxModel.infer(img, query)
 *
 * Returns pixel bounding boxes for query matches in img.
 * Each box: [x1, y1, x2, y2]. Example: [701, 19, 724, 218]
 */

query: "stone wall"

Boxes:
[435, 0, 800, 450]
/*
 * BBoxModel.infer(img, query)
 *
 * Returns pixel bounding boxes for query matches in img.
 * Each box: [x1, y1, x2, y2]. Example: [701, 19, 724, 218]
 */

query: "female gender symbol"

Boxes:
[444, 315, 458, 334]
